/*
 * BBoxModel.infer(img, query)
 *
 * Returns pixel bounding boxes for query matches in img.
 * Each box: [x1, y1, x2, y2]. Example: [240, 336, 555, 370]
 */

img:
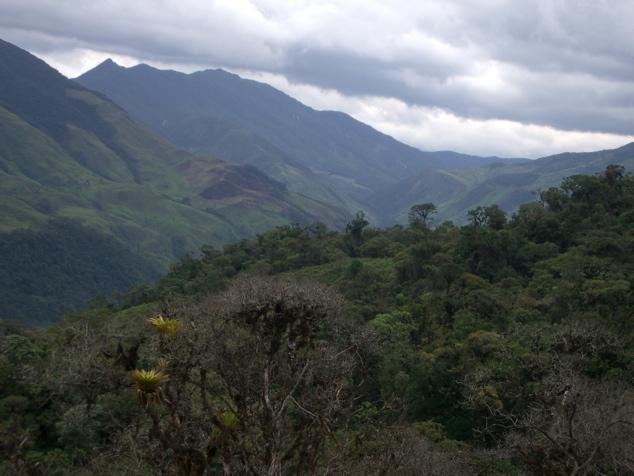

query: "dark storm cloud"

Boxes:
[0, 0, 633, 137]
[279, 47, 634, 135]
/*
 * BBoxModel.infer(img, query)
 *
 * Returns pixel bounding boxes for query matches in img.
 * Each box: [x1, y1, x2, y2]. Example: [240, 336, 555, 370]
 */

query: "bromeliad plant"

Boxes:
[134, 315, 178, 406]
[130, 368, 169, 406]
[147, 315, 182, 335]
[218, 410, 238, 430]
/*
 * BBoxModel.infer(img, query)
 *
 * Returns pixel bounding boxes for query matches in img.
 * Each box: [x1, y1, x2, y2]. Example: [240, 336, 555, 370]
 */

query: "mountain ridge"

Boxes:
[78, 58, 634, 226]
[76, 59, 526, 220]
[387, 140, 634, 224]
[0, 38, 350, 324]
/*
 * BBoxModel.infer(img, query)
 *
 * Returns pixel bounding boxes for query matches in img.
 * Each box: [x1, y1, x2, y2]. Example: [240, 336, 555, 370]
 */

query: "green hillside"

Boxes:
[377, 142, 634, 224]
[0, 220, 162, 326]
[0, 39, 350, 324]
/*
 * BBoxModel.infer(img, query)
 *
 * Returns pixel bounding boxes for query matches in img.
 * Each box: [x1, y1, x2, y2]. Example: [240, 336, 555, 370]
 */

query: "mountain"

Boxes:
[77, 58, 634, 227]
[76, 60, 522, 219]
[379, 142, 634, 224]
[0, 39, 349, 324]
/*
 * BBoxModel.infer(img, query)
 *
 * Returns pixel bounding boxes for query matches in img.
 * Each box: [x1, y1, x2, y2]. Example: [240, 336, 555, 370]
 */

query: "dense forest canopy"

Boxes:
[0, 220, 161, 326]
[2, 166, 634, 475]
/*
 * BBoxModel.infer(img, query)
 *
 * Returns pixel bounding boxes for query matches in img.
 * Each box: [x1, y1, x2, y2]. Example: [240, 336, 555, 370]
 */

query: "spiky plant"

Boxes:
[218, 410, 238, 430]
[130, 368, 169, 406]
[157, 357, 169, 371]
[147, 315, 182, 335]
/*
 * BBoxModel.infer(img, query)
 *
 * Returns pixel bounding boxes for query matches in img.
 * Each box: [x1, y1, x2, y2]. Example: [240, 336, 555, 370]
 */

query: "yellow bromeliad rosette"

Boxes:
[130, 368, 169, 406]
[147, 315, 182, 335]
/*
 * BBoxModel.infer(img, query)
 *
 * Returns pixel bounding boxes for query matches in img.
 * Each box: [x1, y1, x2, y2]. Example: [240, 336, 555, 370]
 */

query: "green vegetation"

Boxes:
[0, 39, 350, 324]
[2, 166, 633, 474]
[6, 36, 628, 327]
[0, 219, 161, 326]
[376, 142, 634, 225]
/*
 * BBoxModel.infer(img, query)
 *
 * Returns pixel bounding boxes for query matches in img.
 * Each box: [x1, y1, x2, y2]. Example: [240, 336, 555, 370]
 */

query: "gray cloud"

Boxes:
[0, 0, 633, 148]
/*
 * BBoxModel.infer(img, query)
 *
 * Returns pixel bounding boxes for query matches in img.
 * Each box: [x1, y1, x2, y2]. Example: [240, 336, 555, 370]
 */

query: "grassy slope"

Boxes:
[376, 142, 634, 224]
[0, 97, 347, 265]
[0, 45, 351, 255]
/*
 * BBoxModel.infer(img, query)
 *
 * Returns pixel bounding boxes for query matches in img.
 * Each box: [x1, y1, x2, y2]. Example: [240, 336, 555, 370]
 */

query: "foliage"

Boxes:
[2, 167, 634, 474]
[130, 368, 169, 406]
[0, 219, 160, 326]
[146, 315, 181, 335]
[408, 202, 437, 228]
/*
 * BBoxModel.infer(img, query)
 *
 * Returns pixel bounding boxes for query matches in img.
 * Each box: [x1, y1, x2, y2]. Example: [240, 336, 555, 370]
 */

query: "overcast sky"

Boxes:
[1, 0, 633, 158]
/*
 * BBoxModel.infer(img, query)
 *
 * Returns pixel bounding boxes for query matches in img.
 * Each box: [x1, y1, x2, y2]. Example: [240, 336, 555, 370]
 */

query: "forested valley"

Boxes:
[2, 166, 634, 475]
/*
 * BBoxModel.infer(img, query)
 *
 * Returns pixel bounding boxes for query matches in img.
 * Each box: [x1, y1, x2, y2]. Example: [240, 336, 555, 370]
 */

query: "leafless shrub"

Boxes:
[495, 368, 634, 475]
[325, 426, 477, 476]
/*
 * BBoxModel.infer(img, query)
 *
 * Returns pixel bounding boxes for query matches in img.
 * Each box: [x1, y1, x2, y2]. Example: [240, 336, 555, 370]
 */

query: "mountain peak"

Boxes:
[130, 62, 158, 71]
[96, 57, 121, 70]
[77, 58, 122, 79]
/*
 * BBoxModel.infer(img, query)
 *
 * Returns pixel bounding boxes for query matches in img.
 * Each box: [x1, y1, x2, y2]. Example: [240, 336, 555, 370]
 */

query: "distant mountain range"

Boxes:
[77, 59, 634, 226]
[76, 60, 524, 221]
[372, 142, 634, 224]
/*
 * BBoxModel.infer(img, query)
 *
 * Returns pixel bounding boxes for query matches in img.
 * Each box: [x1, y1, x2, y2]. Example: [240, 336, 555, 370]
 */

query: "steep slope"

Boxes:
[379, 142, 634, 224]
[368, 168, 468, 225]
[0, 39, 349, 324]
[76, 61, 521, 217]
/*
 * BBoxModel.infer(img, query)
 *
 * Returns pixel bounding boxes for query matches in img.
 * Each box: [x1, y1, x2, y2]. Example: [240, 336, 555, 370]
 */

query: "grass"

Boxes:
[0, 89, 350, 279]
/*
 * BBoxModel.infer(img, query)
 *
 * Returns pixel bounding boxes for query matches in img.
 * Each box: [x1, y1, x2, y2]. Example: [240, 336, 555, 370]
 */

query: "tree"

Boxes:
[130, 277, 367, 475]
[539, 187, 568, 211]
[603, 164, 625, 187]
[408, 203, 437, 229]
[499, 370, 634, 475]
[467, 205, 506, 230]
[483, 205, 506, 230]
[345, 211, 370, 257]
[346, 211, 369, 241]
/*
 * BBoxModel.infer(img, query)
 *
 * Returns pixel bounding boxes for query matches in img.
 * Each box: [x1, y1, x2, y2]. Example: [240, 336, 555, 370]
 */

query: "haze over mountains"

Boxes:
[2, 37, 634, 324]
[372, 142, 634, 224]
[76, 60, 524, 222]
[76, 59, 634, 224]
